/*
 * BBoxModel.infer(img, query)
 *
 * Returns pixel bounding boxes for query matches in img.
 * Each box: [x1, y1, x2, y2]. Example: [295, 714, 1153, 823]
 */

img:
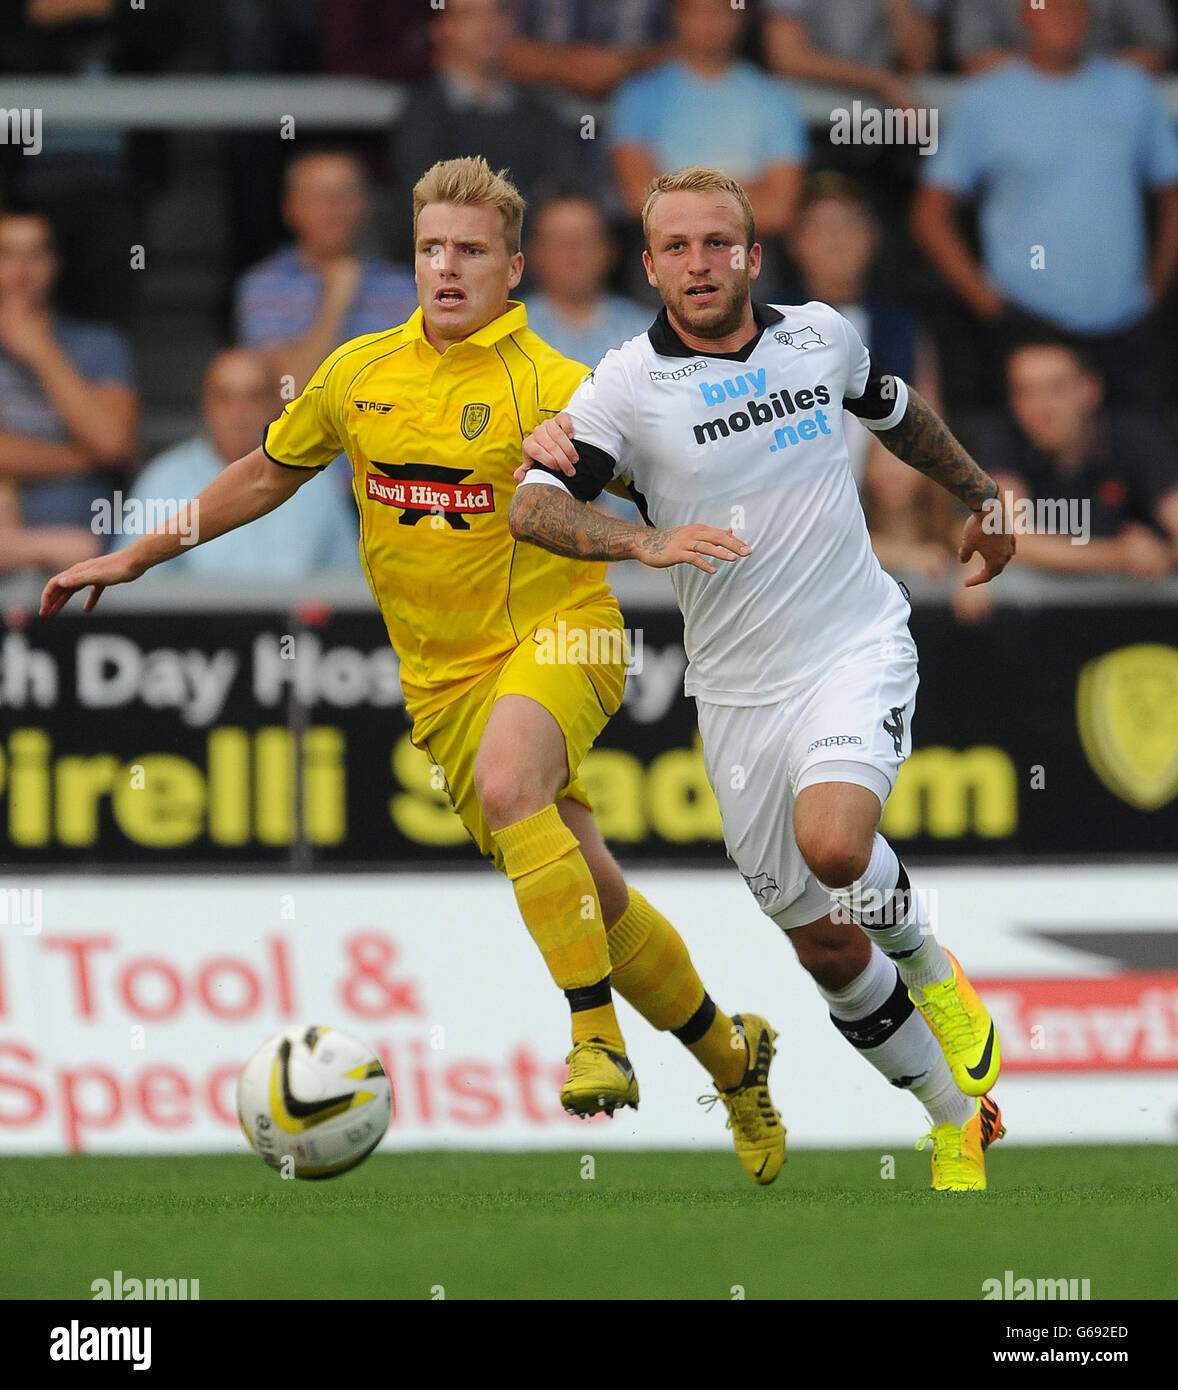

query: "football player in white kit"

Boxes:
[510, 167, 1015, 1190]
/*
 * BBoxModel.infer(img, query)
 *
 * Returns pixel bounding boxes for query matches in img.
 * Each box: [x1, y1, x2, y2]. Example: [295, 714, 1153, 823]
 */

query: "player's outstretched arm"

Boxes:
[39, 446, 309, 616]
[509, 482, 749, 573]
[872, 386, 1015, 587]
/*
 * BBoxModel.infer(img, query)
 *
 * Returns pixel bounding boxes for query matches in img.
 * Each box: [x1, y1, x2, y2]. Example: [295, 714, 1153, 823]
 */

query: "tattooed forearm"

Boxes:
[874, 387, 999, 511]
[509, 482, 644, 561]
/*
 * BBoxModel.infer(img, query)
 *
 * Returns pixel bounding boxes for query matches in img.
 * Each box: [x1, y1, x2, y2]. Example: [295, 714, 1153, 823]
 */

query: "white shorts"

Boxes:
[696, 629, 919, 931]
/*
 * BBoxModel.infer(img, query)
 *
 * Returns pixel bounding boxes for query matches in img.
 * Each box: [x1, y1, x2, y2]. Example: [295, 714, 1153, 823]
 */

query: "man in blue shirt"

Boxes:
[0, 206, 138, 553]
[911, 0, 1178, 405]
[611, 0, 808, 294]
[523, 195, 652, 368]
[114, 347, 357, 578]
[235, 149, 418, 396]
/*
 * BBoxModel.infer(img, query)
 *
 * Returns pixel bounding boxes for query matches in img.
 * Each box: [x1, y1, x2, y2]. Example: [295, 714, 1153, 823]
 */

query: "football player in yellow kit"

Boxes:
[40, 157, 785, 1182]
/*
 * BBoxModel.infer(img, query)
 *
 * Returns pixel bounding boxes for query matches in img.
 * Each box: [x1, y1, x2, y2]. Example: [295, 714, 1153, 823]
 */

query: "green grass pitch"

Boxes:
[4, 1146, 1175, 1301]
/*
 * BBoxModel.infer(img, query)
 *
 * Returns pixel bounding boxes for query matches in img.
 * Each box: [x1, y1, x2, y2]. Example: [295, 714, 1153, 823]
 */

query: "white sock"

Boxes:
[821, 833, 951, 990]
[820, 943, 975, 1128]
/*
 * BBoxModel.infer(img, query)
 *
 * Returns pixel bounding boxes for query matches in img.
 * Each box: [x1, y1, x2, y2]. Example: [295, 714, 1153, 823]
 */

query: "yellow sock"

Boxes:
[608, 888, 745, 1089]
[492, 805, 623, 1050]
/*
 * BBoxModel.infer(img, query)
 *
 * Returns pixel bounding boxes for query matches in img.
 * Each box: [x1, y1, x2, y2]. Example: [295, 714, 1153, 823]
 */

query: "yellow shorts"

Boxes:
[409, 600, 627, 870]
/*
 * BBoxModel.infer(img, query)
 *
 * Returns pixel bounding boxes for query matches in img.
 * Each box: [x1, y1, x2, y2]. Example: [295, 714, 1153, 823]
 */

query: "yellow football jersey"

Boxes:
[263, 301, 613, 719]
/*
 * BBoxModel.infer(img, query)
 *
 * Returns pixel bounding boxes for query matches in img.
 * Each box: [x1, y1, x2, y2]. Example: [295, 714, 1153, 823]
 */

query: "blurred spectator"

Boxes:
[788, 174, 952, 581]
[114, 348, 357, 577]
[948, 0, 1175, 74]
[0, 207, 138, 562]
[911, 0, 1178, 408]
[523, 195, 651, 365]
[0, 0, 175, 327]
[763, 0, 942, 107]
[391, 0, 594, 262]
[505, 0, 671, 98]
[980, 336, 1178, 580]
[611, 0, 807, 296]
[0, 479, 101, 575]
[320, 0, 432, 80]
[235, 149, 417, 396]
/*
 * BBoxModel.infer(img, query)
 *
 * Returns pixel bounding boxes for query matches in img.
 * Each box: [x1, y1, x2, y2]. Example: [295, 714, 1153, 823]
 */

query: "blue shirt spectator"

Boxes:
[524, 293, 651, 368]
[2, 314, 135, 531]
[236, 247, 417, 353]
[921, 57, 1178, 334]
[113, 347, 358, 577]
[115, 434, 358, 576]
[612, 60, 808, 189]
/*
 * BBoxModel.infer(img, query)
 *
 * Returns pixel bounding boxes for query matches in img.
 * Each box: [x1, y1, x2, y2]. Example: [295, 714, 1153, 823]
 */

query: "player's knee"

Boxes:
[474, 764, 547, 828]
[799, 835, 871, 889]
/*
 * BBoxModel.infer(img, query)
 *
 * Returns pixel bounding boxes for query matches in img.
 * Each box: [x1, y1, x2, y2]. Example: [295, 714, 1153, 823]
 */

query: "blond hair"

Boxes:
[641, 166, 756, 250]
[412, 156, 526, 255]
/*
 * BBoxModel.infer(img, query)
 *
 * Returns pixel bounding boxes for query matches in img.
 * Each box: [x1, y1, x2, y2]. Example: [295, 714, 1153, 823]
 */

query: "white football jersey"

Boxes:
[522, 300, 913, 705]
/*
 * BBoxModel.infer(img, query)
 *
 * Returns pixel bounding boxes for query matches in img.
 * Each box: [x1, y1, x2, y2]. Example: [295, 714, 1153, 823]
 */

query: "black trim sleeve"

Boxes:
[844, 368, 906, 425]
[527, 439, 618, 503]
[260, 423, 328, 473]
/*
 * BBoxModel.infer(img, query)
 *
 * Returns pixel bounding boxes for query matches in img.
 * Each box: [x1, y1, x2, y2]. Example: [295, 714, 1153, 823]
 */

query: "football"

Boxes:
[237, 1025, 392, 1179]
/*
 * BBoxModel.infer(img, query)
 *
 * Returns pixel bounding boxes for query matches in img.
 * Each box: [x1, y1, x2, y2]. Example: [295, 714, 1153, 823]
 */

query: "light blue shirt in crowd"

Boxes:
[611, 59, 808, 180]
[923, 57, 1178, 333]
[235, 247, 418, 348]
[523, 293, 652, 369]
[114, 435, 358, 576]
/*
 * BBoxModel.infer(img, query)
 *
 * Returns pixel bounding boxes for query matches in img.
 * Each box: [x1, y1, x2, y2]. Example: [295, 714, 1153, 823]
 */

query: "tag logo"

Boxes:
[461, 403, 491, 439]
[774, 327, 825, 350]
[1076, 644, 1178, 810]
[354, 399, 394, 414]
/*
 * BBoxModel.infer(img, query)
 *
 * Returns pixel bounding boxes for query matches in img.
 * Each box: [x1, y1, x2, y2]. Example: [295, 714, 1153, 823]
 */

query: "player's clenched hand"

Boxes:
[514, 411, 577, 481]
[632, 525, 751, 574]
[958, 509, 1014, 587]
[39, 548, 147, 617]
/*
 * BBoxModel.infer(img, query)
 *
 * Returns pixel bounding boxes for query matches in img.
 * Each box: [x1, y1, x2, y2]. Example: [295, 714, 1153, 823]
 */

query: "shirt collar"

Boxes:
[403, 300, 529, 351]
[647, 300, 785, 362]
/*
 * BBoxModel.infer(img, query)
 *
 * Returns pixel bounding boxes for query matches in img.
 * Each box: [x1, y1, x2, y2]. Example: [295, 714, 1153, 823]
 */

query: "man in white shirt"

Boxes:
[510, 166, 1015, 1190]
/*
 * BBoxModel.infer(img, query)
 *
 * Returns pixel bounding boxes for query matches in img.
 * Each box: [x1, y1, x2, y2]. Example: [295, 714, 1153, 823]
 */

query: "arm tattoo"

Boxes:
[874, 387, 999, 511]
[509, 483, 644, 561]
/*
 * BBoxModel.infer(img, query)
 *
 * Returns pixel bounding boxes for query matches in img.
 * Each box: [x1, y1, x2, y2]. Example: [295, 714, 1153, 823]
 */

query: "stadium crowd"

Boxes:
[2, 0, 1178, 602]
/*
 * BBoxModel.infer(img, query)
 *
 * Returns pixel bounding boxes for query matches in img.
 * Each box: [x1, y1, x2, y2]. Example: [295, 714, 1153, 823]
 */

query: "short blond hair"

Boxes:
[641, 166, 756, 250]
[412, 156, 526, 255]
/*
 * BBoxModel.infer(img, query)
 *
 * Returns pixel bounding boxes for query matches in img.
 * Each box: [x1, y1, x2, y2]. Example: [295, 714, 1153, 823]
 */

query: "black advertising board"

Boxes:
[0, 603, 1175, 866]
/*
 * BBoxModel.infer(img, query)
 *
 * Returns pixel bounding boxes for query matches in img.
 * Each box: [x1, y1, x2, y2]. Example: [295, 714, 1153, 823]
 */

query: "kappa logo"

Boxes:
[649, 360, 708, 382]
[461, 402, 491, 439]
[808, 734, 864, 753]
[774, 326, 825, 350]
[354, 399, 394, 414]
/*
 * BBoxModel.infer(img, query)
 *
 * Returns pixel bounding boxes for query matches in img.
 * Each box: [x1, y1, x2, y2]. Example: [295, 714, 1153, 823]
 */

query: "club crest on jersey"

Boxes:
[774, 327, 825, 350]
[461, 403, 491, 439]
[366, 461, 493, 529]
